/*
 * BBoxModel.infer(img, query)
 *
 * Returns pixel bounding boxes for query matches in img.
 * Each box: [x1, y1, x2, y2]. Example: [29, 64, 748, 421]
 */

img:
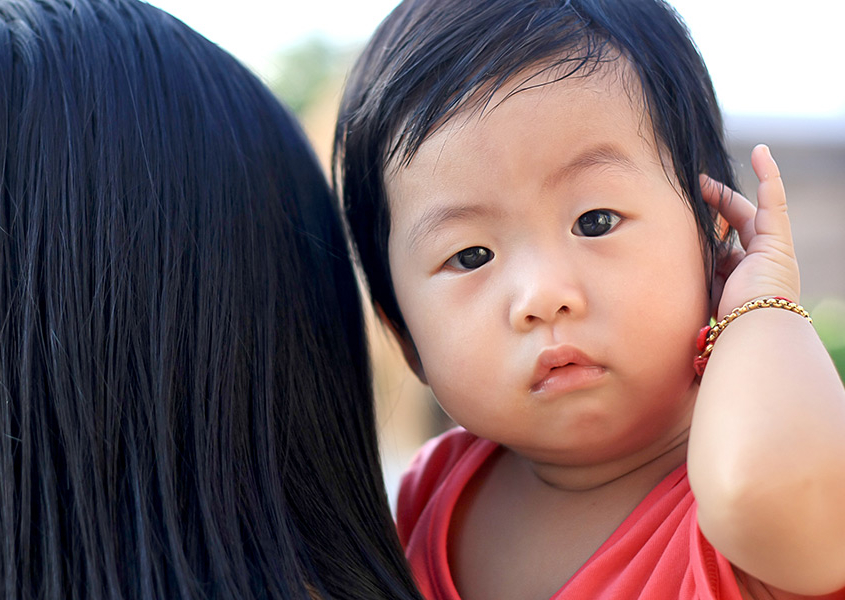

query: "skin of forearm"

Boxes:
[688, 307, 845, 594]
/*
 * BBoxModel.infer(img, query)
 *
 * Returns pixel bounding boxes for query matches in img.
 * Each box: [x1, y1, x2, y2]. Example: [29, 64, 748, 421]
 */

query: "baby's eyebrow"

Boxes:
[543, 144, 641, 190]
[403, 145, 637, 252]
[406, 204, 502, 252]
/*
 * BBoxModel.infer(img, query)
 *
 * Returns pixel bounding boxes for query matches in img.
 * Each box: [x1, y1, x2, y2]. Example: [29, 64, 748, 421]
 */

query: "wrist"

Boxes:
[694, 297, 812, 376]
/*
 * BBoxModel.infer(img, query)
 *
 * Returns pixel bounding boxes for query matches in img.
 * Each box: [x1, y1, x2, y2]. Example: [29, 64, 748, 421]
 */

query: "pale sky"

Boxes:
[147, 0, 845, 119]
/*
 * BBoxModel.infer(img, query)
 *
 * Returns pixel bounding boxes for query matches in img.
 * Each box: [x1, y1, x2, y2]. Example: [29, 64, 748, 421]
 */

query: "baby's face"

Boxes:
[385, 67, 711, 466]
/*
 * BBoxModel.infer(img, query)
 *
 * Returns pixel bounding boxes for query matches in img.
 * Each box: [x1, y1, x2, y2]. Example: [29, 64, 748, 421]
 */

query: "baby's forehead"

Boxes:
[385, 57, 654, 180]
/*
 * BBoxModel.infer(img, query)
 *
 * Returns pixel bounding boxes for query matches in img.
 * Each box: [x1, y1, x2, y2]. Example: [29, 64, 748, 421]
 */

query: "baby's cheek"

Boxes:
[423, 333, 502, 394]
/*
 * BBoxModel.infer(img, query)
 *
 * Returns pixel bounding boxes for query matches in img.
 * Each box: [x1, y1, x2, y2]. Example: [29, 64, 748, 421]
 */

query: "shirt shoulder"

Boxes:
[396, 427, 479, 547]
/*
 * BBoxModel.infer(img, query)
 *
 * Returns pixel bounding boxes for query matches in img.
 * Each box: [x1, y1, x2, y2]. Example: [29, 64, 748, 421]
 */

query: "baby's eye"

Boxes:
[573, 210, 621, 237]
[445, 246, 494, 270]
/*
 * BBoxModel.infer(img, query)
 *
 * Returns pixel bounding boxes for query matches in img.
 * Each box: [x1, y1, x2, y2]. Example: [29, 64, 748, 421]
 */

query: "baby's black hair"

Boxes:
[334, 0, 737, 339]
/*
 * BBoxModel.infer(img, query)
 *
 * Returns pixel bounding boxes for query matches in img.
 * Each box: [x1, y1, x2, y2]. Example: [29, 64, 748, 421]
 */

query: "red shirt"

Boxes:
[397, 428, 740, 599]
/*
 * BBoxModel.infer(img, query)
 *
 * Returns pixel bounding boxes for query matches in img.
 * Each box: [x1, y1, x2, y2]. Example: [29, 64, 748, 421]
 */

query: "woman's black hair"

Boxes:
[334, 0, 738, 339]
[0, 0, 422, 598]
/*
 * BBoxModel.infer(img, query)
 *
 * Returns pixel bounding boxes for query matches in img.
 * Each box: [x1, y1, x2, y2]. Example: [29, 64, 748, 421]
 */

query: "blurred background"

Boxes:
[149, 0, 845, 506]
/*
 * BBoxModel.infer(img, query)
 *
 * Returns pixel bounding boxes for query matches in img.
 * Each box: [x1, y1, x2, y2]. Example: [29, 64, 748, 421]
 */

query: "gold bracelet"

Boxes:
[694, 297, 812, 375]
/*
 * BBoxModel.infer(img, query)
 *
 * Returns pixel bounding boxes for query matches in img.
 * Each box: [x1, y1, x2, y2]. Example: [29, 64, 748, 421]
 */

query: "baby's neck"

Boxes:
[449, 432, 689, 600]
[506, 431, 689, 494]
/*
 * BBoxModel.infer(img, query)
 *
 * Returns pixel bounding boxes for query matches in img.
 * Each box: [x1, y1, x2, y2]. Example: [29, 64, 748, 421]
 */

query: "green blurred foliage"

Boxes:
[269, 37, 354, 117]
[812, 297, 845, 381]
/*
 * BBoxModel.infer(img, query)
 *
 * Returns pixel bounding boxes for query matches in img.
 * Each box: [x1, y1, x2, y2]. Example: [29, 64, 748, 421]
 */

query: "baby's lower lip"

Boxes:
[531, 364, 606, 395]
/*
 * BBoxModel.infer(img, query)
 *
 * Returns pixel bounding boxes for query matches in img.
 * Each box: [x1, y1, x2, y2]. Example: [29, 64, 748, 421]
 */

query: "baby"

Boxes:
[334, 1, 845, 598]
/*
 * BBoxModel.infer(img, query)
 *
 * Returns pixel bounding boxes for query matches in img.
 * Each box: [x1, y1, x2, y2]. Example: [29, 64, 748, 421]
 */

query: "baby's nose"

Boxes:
[508, 259, 586, 332]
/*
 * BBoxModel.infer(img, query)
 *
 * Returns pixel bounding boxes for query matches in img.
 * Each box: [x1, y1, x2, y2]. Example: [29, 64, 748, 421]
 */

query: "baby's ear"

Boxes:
[709, 240, 743, 319]
[376, 304, 428, 385]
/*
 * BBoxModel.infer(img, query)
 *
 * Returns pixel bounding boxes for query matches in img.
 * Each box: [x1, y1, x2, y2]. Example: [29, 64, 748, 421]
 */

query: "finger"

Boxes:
[699, 174, 757, 250]
[750, 144, 793, 244]
[751, 144, 784, 199]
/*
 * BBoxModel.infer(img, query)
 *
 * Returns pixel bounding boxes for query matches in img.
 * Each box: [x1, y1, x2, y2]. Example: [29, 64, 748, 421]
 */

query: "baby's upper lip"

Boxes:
[531, 345, 598, 388]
